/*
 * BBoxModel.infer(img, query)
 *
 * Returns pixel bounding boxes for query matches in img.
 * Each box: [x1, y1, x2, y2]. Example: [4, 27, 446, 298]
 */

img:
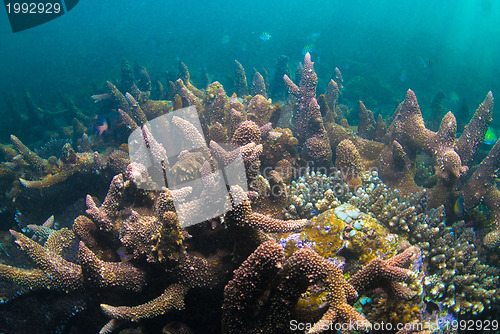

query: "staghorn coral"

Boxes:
[250, 71, 267, 98]
[388, 90, 467, 180]
[325, 79, 340, 116]
[227, 185, 308, 233]
[221, 240, 285, 333]
[86, 173, 125, 232]
[335, 139, 364, 188]
[101, 283, 188, 322]
[461, 131, 500, 239]
[348, 246, 419, 299]
[483, 187, 500, 249]
[100, 76, 172, 123]
[455, 91, 494, 167]
[79, 241, 145, 291]
[222, 238, 420, 334]
[284, 53, 332, 166]
[10, 135, 47, 174]
[204, 83, 230, 127]
[2, 55, 500, 334]
[18, 150, 106, 189]
[358, 100, 377, 140]
[1, 131, 114, 233]
[119, 210, 163, 262]
[234, 60, 248, 97]
[0, 229, 83, 293]
[2, 88, 314, 332]
[260, 127, 298, 169]
[221, 240, 368, 334]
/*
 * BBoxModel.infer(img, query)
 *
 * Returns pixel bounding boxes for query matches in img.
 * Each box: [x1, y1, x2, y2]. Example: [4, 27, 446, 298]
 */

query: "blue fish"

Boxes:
[302, 44, 315, 56]
[484, 127, 498, 146]
[259, 32, 271, 41]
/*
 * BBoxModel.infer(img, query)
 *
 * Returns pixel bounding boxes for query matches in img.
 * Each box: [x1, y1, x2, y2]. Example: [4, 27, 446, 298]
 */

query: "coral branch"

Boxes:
[10, 135, 47, 173]
[86, 174, 125, 231]
[79, 242, 145, 291]
[222, 241, 285, 333]
[251, 71, 267, 98]
[100, 283, 188, 322]
[348, 246, 419, 299]
[228, 185, 308, 233]
[9, 230, 83, 292]
[462, 135, 500, 209]
[455, 91, 494, 167]
[234, 60, 248, 97]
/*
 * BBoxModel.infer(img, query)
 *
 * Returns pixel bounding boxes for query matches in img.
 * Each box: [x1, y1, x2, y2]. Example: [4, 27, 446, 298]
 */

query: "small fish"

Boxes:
[302, 44, 315, 56]
[449, 91, 459, 103]
[454, 194, 465, 217]
[0, 244, 8, 257]
[221, 34, 231, 45]
[399, 70, 408, 82]
[259, 32, 271, 41]
[94, 111, 122, 137]
[116, 246, 133, 262]
[229, 93, 243, 104]
[0, 232, 10, 257]
[420, 57, 432, 68]
[484, 127, 498, 146]
[359, 296, 372, 305]
[94, 116, 109, 136]
[91, 93, 110, 103]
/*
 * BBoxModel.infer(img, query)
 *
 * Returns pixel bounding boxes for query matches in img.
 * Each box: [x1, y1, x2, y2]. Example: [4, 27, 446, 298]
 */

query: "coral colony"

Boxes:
[0, 53, 499, 333]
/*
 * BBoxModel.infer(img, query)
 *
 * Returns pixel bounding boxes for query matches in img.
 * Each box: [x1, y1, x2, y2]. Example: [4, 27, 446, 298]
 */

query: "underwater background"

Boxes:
[1, 0, 500, 333]
[1, 0, 500, 129]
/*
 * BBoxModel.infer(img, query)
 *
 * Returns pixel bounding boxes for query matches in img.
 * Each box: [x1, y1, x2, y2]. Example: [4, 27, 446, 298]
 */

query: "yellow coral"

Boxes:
[280, 205, 401, 264]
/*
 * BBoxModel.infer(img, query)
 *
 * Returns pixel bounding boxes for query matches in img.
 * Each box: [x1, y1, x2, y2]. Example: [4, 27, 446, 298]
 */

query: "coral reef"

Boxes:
[1, 53, 500, 334]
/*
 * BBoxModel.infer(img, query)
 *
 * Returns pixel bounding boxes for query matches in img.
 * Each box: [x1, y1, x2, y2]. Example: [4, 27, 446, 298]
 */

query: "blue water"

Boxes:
[1, 0, 499, 130]
[1, 1, 500, 332]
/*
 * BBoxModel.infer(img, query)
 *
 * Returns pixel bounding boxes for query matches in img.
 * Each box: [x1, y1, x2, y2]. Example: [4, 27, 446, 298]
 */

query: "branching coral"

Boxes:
[100, 283, 188, 322]
[222, 239, 419, 334]
[2, 54, 500, 334]
[284, 53, 332, 166]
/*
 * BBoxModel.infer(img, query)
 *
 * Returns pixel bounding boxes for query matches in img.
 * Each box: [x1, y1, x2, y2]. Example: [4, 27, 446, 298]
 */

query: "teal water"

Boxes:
[1, 1, 500, 333]
[1, 0, 499, 135]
